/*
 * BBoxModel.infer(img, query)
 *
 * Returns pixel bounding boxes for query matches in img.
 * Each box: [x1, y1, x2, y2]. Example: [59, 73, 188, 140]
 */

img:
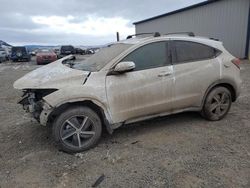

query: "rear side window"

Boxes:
[122, 42, 170, 71]
[173, 41, 217, 63]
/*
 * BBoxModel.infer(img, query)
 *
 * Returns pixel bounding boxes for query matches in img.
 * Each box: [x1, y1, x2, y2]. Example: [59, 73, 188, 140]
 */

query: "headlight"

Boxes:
[32, 89, 58, 101]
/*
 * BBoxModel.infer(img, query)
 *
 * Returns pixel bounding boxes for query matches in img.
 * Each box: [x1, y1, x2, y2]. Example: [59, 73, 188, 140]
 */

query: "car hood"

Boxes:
[13, 55, 90, 90]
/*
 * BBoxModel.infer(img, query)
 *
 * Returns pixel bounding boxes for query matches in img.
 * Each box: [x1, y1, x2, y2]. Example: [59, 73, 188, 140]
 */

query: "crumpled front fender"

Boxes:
[42, 84, 113, 125]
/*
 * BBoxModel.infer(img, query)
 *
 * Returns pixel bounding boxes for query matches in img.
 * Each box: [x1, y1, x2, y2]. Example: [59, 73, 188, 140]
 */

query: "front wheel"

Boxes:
[202, 87, 232, 121]
[53, 106, 102, 153]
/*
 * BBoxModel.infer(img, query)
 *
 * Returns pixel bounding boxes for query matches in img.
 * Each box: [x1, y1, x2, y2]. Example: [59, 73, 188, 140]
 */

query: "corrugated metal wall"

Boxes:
[135, 0, 250, 58]
[249, 39, 250, 59]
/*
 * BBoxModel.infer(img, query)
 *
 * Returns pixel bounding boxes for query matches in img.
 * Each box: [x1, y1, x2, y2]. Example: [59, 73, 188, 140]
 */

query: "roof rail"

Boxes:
[209, 37, 220, 41]
[126, 32, 161, 39]
[164, 32, 195, 37]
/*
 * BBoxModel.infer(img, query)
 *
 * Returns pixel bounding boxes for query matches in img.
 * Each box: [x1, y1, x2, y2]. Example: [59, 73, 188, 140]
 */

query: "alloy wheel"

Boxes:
[208, 91, 230, 118]
[60, 115, 96, 149]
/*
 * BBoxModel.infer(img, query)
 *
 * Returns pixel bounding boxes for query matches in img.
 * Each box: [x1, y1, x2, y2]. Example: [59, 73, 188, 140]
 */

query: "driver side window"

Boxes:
[122, 41, 170, 71]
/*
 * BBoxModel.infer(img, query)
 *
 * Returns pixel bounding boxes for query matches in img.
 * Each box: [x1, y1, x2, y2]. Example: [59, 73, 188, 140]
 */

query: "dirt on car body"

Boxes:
[0, 58, 249, 187]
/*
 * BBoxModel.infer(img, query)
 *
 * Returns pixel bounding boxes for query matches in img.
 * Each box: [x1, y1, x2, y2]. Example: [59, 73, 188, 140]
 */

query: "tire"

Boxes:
[202, 87, 232, 121]
[53, 106, 102, 153]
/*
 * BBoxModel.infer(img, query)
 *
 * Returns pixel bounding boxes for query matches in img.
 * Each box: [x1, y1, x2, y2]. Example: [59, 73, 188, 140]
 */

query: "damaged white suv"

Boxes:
[14, 33, 241, 153]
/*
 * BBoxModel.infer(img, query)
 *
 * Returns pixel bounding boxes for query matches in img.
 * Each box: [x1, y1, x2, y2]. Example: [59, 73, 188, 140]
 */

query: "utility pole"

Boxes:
[116, 32, 120, 42]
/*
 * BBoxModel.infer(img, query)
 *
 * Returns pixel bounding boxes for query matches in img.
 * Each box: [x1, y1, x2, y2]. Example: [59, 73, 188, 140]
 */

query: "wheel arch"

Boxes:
[202, 80, 237, 107]
[47, 99, 114, 134]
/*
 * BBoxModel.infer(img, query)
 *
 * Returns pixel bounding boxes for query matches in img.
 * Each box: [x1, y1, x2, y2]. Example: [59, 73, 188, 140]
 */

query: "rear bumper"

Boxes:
[235, 80, 242, 101]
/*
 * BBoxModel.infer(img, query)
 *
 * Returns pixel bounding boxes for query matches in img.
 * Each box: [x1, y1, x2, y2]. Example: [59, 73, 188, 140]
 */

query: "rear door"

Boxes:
[106, 41, 174, 123]
[171, 40, 221, 110]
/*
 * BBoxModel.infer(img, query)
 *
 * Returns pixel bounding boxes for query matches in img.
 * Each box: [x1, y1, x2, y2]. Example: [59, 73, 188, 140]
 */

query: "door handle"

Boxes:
[158, 72, 172, 77]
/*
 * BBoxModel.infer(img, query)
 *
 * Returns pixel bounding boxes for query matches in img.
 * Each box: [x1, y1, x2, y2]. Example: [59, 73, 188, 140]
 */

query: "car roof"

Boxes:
[118, 35, 223, 50]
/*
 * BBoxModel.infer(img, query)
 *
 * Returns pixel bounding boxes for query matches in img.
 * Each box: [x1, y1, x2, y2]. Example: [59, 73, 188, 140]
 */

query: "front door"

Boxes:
[106, 41, 174, 123]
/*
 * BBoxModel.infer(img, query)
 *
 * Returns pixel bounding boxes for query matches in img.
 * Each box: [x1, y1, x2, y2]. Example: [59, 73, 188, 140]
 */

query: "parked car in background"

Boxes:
[0, 48, 7, 63]
[53, 48, 60, 58]
[59, 45, 75, 58]
[75, 48, 85, 55]
[4, 48, 11, 60]
[30, 49, 38, 56]
[14, 33, 241, 153]
[86, 49, 95, 54]
[11, 46, 31, 62]
[36, 49, 57, 65]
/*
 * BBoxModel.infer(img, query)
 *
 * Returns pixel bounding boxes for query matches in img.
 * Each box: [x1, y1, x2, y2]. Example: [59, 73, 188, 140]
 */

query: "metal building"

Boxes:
[134, 0, 250, 59]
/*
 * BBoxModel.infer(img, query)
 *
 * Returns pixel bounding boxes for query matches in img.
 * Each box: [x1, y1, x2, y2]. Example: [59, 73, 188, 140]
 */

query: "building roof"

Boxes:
[133, 0, 222, 25]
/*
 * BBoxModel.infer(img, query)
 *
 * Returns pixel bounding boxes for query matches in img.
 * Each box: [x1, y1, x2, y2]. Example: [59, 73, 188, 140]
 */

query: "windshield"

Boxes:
[12, 47, 27, 54]
[12, 47, 26, 52]
[61, 46, 74, 51]
[73, 43, 132, 72]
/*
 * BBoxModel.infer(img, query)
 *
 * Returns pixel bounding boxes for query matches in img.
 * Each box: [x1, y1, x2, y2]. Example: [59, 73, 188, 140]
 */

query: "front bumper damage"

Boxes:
[18, 90, 54, 126]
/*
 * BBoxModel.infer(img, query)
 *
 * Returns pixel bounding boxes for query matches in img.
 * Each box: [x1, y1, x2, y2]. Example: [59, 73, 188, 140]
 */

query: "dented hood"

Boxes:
[13, 56, 90, 90]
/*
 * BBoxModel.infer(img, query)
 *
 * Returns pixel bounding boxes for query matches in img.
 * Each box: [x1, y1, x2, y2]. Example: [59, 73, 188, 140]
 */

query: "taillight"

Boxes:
[231, 58, 241, 69]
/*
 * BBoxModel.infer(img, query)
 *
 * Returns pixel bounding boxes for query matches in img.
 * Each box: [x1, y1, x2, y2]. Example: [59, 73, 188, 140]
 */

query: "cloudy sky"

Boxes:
[0, 0, 204, 46]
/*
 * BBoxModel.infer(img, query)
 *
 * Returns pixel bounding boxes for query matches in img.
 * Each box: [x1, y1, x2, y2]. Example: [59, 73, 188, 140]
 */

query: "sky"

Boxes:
[0, 0, 205, 46]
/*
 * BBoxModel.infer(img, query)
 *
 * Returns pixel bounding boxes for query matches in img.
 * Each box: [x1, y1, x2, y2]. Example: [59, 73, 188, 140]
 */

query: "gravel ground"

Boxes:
[0, 58, 250, 188]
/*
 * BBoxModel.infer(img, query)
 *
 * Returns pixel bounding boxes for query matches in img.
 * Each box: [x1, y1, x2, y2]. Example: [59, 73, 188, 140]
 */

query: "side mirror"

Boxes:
[68, 55, 76, 60]
[113, 61, 135, 73]
[62, 55, 76, 68]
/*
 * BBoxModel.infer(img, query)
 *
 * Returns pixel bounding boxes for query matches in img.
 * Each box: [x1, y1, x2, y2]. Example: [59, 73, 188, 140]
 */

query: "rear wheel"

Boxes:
[53, 106, 102, 153]
[202, 87, 232, 121]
